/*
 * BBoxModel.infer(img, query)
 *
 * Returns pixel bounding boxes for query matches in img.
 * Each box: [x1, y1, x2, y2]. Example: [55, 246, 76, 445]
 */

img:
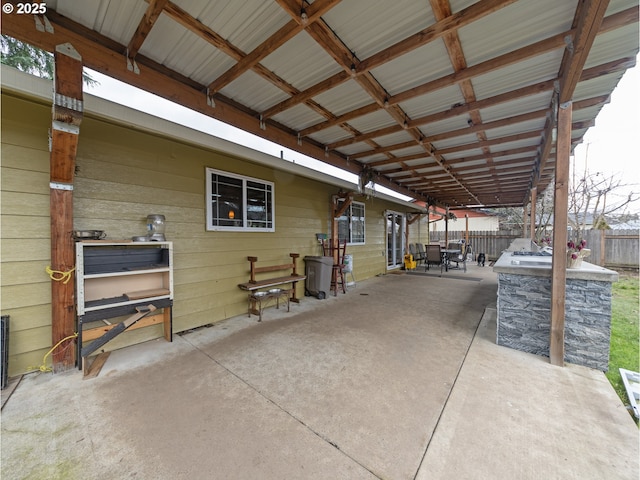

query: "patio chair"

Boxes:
[449, 244, 472, 272]
[409, 243, 418, 263]
[424, 244, 443, 276]
[414, 243, 426, 265]
[409, 243, 424, 265]
[409, 244, 423, 266]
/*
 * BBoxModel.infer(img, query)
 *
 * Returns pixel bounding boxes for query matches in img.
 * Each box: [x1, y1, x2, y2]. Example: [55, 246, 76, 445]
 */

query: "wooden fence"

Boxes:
[584, 229, 639, 269]
[429, 229, 639, 269]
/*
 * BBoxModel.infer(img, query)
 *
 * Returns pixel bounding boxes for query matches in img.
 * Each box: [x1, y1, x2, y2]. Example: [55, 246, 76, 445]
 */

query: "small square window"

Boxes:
[206, 168, 275, 232]
[337, 199, 365, 245]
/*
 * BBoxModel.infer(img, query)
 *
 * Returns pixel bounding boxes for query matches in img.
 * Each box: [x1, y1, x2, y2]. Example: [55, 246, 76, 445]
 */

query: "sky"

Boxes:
[84, 57, 640, 210]
[571, 59, 639, 212]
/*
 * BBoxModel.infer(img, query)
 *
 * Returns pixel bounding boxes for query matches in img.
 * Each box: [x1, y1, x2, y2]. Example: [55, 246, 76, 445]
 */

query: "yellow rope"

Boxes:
[32, 266, 77, 371]
[28, 332, 78, 373]
[45, 265, 76, 284]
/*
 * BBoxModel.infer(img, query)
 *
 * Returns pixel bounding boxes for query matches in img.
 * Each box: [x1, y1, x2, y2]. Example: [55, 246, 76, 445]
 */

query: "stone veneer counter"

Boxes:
[493, 252, 618, 370]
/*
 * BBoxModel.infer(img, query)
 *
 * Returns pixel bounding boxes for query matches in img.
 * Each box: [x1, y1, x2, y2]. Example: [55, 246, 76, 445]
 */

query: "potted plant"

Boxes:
[567, 239, 590, 268]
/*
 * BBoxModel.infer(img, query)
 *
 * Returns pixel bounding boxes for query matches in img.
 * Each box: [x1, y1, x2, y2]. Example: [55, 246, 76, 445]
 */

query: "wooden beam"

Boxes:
[357, 0, 516, 74]
[367, 86, 605, 173]
[558, 0, 611, 103]
[300, 103, 380, 136]
[206, 0, 341, 95]
[390, 31, 570, 107]
[349, 108, 550, 160]
[530, 187, 537, 239]
[127, 0, 169, 59]
[50, 43, 83, 372]
[263, 0, 516, 120]
[281, 0, 357, 71]
[4, 2, 635, 210]
[2, 10, 432, 204]
[162, 0, 346, 137]
[549, 100, 572, 367]
[528, 4, 631, 198]
[430, 0, 499, 198]
[207, 19, 300, 95]
[301, 53, 632, 142]
[261, 71, 351, 119]
[333, 193, 352, 218]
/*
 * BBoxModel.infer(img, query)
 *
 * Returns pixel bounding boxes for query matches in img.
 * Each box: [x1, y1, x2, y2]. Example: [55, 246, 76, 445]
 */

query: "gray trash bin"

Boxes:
[304, 256, 333, 299]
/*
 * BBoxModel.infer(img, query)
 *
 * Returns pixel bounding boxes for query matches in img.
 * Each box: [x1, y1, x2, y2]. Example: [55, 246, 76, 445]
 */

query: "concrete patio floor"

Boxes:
[1, 265, 638, 479]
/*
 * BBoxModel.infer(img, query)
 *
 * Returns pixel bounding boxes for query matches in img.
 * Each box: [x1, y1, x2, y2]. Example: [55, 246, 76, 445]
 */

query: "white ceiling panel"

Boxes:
[7, 0, 635, 208]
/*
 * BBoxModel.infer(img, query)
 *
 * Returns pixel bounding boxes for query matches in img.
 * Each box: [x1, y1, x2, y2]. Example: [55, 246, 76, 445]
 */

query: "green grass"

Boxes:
[606, 272, 639, 422]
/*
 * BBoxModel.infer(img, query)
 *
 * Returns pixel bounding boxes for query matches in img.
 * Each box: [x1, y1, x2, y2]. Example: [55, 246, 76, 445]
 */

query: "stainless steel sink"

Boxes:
[516, 261, 551, 267]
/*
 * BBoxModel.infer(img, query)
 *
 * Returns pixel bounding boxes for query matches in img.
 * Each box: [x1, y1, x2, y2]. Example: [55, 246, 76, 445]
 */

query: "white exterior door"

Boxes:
[386, 211, 405, 269]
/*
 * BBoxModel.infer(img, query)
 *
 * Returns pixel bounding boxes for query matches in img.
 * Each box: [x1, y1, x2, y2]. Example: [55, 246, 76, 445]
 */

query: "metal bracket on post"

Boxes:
[51, 120, 80, 135]
[43, 15, 54, 32]
[54, 93, 84, 113]
[35, 15, 54, 33]
[564, 34, 574, 55]
[50, 182, 74, 191]
[126, 50, 140, 74]
[206, 88, 216, 107]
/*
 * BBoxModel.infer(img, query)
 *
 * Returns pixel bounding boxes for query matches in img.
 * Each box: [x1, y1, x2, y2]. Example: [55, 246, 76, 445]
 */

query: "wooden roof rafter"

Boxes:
[127, 0, 170, 61]
[529, 3, 636, 198]
[1, 0, 636, 208]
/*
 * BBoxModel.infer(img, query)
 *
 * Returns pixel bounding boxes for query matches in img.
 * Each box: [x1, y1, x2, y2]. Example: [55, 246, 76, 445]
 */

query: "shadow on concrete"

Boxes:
[1, 266, 637, 479]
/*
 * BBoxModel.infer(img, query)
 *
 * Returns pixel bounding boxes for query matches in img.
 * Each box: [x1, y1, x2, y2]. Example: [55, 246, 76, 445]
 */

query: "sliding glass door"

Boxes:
[386, 211, 405, 269]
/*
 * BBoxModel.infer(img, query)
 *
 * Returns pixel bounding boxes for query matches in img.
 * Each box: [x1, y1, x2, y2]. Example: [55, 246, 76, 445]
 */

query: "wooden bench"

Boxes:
[238, 253, 306, 321]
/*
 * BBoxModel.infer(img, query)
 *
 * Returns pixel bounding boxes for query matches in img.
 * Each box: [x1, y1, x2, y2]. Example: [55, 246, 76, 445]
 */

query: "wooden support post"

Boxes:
[465, 214, 469, 246]
[331, 191, 351, 267]
[50, 44, 83, 372]
[549, 100, 572, 367]
[530, 187, 537, 240]
[444, 207, 449, 246]
[290, 253, 300, 276]
[405, 218, 410, 254]
[406, 213, 422, 252]
[427, 203, 432, 244]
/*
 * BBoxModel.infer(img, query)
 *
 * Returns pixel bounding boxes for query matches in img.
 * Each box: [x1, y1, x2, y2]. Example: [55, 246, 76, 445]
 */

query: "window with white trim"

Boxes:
[337, 199, 365, 244]
[206, 168, 274, 231]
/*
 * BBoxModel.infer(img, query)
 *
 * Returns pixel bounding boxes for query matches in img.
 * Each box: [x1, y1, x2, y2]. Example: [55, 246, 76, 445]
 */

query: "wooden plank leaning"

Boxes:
[80, 304, 157, 358]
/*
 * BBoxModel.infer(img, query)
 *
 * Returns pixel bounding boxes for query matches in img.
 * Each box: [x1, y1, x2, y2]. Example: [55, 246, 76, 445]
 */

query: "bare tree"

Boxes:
[569, 153, 639, 241]
[486, 148, 638, 245]
[533, 186, 555, 244]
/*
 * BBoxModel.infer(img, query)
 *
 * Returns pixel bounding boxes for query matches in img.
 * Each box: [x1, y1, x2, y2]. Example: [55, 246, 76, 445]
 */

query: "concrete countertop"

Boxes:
[493, 251, 619, 282]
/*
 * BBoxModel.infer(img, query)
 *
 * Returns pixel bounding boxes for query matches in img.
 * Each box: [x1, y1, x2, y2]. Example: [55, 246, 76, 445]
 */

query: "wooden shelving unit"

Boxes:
[75, 241, 173, 371]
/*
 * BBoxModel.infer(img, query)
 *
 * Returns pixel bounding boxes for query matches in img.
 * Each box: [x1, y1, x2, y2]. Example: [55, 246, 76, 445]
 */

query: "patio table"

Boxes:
[441, 249, 461, 272]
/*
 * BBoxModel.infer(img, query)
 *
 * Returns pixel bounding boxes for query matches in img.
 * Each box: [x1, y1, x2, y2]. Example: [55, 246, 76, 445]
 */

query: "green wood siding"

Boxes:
[1, 91, 418, 376]
[1, 94, 52, 376]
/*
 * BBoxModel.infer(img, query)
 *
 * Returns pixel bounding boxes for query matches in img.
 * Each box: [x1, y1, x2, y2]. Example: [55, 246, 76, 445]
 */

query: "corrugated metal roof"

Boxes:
[323, 0, 435, 59]
[372, 42, 456, 95]
[3, 0, 637, 208]
[459, 1, 578, 66]
[220, 70, 289, 112]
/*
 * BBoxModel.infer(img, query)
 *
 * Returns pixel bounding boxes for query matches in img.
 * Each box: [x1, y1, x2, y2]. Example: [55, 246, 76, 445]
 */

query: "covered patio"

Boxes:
[2, 266, 637, 479]
[1, 0, 638, 375]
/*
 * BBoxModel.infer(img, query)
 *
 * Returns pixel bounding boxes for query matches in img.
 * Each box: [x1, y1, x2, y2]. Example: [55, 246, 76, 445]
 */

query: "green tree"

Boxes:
[1, 35, 98, 86]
